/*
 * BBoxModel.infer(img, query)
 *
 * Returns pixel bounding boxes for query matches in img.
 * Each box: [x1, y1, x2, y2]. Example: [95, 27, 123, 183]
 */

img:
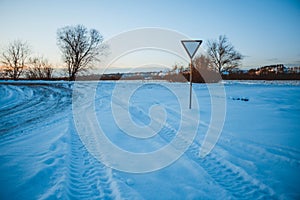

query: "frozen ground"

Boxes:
[0, 80, 299, 199]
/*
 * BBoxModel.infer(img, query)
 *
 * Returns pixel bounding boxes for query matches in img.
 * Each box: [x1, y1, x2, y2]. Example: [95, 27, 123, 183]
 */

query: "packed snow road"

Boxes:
[0, 81, 299, 199]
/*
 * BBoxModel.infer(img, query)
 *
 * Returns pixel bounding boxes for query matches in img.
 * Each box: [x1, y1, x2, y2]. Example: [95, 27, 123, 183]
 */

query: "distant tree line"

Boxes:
[1, 24, 243, 82]
[1, 25, 298, 82]
[0, 25, 105, 81]
[0, 40, 54, 80]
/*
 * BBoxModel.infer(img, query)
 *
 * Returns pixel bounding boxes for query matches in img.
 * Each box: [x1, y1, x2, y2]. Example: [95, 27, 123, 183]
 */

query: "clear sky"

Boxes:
[0, 0, 299, 70]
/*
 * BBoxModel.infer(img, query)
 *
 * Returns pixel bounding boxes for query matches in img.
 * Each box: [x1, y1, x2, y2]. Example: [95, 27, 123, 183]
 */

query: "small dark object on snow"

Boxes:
[232, 97, 249, 102]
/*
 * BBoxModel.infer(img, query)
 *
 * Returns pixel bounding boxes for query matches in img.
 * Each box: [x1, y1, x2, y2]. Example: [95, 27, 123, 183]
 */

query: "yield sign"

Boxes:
[181, 40, 202, 59]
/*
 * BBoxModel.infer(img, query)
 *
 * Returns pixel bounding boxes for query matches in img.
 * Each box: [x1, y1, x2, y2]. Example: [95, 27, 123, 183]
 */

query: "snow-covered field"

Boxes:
[0, 80, 299, 199]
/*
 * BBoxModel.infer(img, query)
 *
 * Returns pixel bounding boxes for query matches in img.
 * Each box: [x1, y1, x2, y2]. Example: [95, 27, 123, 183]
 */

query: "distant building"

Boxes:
[255, 64, 287, 75]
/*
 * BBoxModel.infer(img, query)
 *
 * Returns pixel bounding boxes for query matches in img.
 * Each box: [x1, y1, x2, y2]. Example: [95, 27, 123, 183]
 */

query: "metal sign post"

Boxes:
[181, 40, 202, 109]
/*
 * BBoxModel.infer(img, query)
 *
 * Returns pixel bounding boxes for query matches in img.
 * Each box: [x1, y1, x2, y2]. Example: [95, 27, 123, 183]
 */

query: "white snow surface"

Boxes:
[0, 80, 299, 199]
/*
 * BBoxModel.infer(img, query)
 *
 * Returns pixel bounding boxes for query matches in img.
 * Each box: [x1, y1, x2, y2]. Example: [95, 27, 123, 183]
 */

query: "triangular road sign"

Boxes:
[181, 40, 202, 59]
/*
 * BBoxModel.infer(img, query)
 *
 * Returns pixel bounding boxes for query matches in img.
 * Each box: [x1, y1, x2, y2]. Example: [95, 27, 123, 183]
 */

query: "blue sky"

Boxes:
[0, 0, 299, 70]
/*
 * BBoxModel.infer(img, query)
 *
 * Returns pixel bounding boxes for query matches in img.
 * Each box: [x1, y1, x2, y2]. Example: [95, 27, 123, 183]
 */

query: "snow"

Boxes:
[0, 80, 299, 199]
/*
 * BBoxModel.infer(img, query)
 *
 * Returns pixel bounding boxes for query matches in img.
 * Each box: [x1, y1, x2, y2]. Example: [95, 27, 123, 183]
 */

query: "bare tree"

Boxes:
[1, 40, 31, 80]
[206, 35, 243, 73]
[26, 57, 54, 79]
[57, 24, 105, 81]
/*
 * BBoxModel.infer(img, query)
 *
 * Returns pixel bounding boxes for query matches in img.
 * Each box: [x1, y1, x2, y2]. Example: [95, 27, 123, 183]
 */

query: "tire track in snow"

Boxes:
[0, 83, 72, 199]
[185, 141, 277, 199]
[0, 83, 123, 199]
[0, 83, 72, 134]
[65, 126, 122, 200]
[104, 85, 278, 199]
[153, 110, 278, 199]
[3, 82, 279, 199]
[67, 83, 123, 200]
